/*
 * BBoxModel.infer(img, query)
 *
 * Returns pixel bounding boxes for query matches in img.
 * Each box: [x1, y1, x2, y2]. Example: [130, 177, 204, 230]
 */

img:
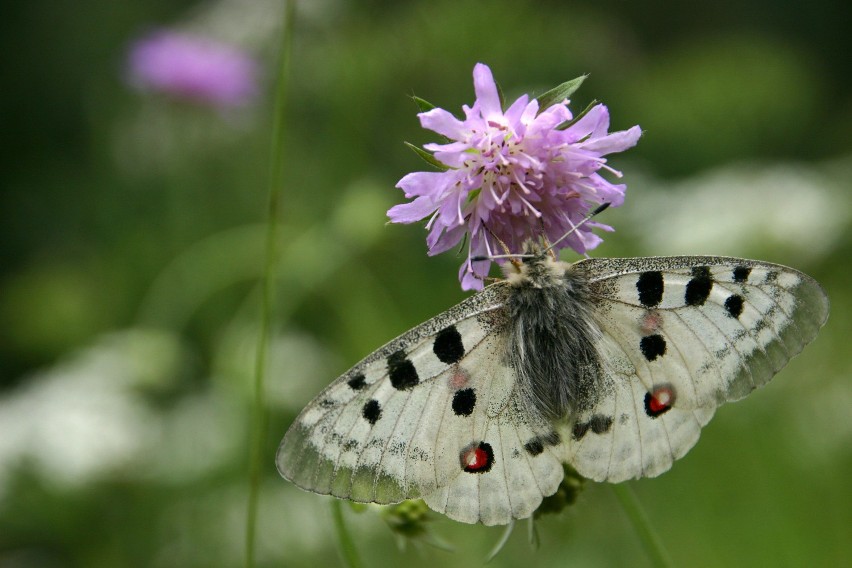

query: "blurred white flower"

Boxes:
[0, 329, 246, 504]
[627, 162, 850, 260]
[0, 330, 182, 502]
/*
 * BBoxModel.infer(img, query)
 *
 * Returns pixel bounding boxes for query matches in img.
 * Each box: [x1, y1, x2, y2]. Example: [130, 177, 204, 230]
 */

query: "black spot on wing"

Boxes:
[523, 431, 561, 456]
[541, 431, 561, 446]
[433, 325, 465, 364]
[733, 266, 751, 283]
[387, 350, 419, 390]
[347, 373, 366, 391]
[725, 294, 745, 319]
[572, 421, 590, 440]
[572, 415, 613, 440]
[362, 399, 382, 424]
[637, 271, 664, 307]
[524, 439, 544, 456]
[685, 266, 713, 306]
[451, 388, 476, 416]
[590, 414, 613, 434]
[640, 334, 667, 361]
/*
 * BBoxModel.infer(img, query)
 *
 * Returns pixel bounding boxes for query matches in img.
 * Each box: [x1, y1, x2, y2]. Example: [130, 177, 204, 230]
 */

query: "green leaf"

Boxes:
[536, 75, 588, 110]
[556, 98, 599, 131]
[404, 141, 448, 170]
[411, 95, 436, 113]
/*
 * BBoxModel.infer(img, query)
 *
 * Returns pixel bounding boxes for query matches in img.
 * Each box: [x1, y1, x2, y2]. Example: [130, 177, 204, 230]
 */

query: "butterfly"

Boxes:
[276, 244, 829, 525]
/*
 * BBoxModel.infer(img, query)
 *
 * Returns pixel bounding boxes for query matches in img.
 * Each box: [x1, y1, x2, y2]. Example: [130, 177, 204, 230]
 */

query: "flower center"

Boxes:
[468, 129, 546, 217]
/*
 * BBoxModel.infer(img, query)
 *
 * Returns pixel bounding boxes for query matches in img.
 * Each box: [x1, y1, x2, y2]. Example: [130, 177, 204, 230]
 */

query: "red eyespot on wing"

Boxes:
[460, 441, 494, 473]
[644, 385, 675, 418]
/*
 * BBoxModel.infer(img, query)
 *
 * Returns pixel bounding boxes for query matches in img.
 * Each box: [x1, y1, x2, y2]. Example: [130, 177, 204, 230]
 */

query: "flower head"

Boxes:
[388, 63, 641, 290]
[127, 30, 259, 108]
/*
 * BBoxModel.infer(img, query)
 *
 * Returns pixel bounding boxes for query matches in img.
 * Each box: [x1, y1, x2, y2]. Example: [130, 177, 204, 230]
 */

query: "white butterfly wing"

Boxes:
[423, 355, 564, 525]
[564, 256, 829, 482]
[278, 283, 571, 525]
[563, 370, 716, 481]
[280, 254, 828, 522]
[276, 285, 508, 503]
[422, 367, 567, 525]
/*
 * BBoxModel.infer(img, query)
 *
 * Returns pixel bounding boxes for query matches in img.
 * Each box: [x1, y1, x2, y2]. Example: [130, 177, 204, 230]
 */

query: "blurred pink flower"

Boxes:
[389, 63, 641, 290]
[127, 30, 259, 108]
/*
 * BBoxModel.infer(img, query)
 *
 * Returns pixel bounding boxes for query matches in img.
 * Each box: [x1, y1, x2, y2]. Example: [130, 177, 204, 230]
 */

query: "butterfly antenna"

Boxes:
[543, 202, 611, 254]
[484, 225, 513, 257]
[470, 203, 611, 263]
[470, 226, 530, 268]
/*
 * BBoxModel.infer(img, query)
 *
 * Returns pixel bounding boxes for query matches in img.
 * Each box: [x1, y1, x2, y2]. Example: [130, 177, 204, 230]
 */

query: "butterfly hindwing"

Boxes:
[276, 285, 517, 505]
[563, 328, 716, 482]
[563, 256, 828, 482]
[422, 373, 568, 525]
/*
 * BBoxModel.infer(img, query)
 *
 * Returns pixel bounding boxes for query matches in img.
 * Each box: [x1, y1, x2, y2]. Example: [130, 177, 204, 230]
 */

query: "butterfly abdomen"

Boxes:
[505, 256, 604, 420]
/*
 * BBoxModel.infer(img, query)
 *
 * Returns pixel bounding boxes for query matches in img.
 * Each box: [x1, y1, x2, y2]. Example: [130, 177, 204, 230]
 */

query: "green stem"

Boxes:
[331, 501, 364, 568]
[245, 2, 296, 567]
[611, 483, 673, 568]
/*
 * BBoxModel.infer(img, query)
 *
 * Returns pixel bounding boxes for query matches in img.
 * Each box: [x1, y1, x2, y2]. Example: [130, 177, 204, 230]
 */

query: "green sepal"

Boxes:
[556, 98, 599, 131]
[411, 95, 436, 113]
[536, 75, 588, 111]
[381, 500, 455, 552]
[404, 141, 449, 171]
[347, 502, 370, 514]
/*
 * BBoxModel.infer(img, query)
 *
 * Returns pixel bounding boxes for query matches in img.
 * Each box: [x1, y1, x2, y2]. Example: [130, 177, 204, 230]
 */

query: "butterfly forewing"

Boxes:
[575, 257, 829, 409]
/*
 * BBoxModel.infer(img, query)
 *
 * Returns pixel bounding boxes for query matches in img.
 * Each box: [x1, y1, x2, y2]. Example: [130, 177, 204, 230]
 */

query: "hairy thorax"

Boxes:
[502, 251, 603, 420]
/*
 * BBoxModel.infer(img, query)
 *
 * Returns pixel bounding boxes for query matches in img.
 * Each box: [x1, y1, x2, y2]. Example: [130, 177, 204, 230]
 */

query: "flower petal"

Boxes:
[503, 94, 533, 127]
[419, 108, 468, 140]
[458, 257, 490, 291]
[472, 63, 502, 120]
[396, 171, 454, 199]
[565, 103, 609, 140]
[387, 196, 437, 223]
[532, 102, 572, 132]
[428, 221, 467, 255]
[580, 125, 643, 153]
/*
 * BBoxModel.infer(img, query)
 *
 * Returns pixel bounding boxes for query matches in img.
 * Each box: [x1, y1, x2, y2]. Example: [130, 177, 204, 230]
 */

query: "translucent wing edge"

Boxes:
[276, 282, 511, 499]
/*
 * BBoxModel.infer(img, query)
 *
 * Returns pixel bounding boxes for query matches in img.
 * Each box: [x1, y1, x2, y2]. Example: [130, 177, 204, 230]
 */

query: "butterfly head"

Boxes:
[501, 239, 569, 289]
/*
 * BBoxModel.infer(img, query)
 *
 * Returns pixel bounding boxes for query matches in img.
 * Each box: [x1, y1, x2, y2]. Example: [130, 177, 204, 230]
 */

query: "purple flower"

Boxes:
[388, 63, 641, 290]
[127, 30, 259, 108]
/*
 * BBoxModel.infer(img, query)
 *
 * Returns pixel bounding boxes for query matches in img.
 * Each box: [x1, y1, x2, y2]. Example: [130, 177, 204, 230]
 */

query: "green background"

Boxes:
[1, 0, 850, 566]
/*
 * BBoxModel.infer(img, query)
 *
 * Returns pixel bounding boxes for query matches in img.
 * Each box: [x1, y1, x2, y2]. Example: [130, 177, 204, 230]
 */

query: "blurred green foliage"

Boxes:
[1, 1, 850, 567]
